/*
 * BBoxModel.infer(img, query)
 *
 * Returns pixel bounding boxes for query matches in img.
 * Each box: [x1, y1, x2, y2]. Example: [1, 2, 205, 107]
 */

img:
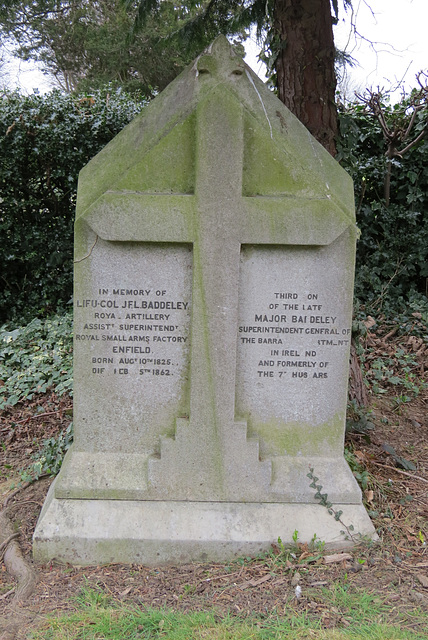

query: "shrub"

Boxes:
[0, 86, 145, 322]
[0, 311, 73, 409]
[337, 92, 428, 313]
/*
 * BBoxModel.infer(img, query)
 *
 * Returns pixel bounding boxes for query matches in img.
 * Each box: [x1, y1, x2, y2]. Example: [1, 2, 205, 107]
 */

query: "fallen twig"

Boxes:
[371, 461, 428, 484]
[5, 499, 44, 509]
[204, 569, 244, 582]
[383, 327, 398, 341]
[2, 481, 33, 509]
[2, 474, 50, 510]
[10, 408, 72, 426]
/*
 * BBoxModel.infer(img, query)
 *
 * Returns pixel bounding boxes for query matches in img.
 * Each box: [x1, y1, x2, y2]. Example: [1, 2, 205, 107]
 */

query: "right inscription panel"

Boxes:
[235, 233, 354, 457]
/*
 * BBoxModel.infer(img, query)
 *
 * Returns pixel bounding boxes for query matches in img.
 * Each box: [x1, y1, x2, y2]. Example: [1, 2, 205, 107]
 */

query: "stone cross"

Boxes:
[76, 38, 348, 501]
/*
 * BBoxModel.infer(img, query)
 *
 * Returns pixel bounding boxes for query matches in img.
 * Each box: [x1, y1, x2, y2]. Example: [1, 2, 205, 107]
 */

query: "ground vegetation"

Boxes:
[0, 309, 426, 638]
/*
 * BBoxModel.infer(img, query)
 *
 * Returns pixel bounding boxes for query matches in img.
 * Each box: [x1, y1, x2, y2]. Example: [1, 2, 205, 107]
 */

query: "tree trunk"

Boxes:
[273, 0, 338, 156]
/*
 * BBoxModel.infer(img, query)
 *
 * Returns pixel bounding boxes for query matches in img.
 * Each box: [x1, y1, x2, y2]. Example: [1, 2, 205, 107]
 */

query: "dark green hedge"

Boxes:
[0, 87, 144, 322]
[1, 87, 427, 323]
[337, 97, 428, 314]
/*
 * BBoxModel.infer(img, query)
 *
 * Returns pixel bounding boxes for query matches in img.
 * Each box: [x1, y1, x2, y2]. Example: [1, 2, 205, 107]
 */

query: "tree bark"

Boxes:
[273, 0, 338, 156]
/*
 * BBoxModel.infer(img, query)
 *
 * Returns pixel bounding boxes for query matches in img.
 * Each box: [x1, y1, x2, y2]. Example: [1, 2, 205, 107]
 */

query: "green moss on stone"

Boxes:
[250, 412, 345, 458]
[115, 114, 196, 194]
[243, 112, 316, 197]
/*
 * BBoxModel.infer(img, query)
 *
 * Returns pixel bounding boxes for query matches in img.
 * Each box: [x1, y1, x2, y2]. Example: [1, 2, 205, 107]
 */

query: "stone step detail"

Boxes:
[148, 418, 272, 501]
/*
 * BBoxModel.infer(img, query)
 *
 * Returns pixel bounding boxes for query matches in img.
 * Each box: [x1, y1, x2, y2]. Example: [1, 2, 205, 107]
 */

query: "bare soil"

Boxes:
[0, 322, 427, 639]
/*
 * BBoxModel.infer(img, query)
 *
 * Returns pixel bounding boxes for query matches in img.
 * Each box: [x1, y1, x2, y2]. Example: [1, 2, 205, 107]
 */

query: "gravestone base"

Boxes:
[34, 477, 376, 567]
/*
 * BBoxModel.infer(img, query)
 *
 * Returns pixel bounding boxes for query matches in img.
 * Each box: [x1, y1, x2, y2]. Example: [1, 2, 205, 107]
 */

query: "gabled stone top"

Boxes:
[76, 36, 355, 240]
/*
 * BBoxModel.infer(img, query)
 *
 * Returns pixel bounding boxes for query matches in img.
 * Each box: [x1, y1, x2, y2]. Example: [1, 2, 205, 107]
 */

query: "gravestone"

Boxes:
[33, 37, 376, 565]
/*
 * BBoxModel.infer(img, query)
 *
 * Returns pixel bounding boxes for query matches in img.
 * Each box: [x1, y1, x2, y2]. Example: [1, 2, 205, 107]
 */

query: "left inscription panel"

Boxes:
[73, 240, 193, 456]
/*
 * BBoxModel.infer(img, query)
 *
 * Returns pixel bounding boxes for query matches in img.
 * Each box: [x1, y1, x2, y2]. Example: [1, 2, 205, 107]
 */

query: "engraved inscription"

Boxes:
[238, 289, 351, 381]
[74, 288, 190, 379]
[73, 241, 192, 453]
[235, 240, 354, 430]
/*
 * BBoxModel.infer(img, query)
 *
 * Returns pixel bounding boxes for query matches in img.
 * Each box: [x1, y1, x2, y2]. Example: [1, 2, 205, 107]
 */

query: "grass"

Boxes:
[27, 584, 428, 640]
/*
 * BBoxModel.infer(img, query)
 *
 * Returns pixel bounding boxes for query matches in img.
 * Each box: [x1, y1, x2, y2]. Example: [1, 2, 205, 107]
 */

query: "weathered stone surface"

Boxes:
[34, 479, 375, 566]
[33, 36, 376, 565]
[55, 242, 192, 499]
